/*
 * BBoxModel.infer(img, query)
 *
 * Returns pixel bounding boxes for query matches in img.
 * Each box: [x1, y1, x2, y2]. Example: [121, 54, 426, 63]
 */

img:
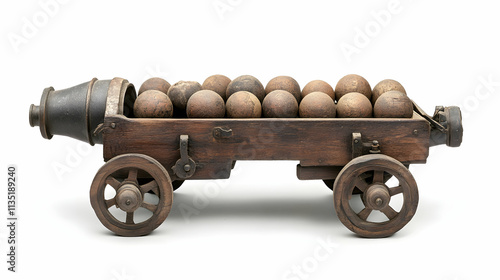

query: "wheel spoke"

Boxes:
[105, 198, 116, 209]
[355, 178, 369, 192]
[126, 212, 134, 224]
[373, 170, 385, 183]
[358, 207, 372, 221]
[127, 168, 138, 182]
[141, 202, 158, 213]
[381, 205, 398, 220]
[140, 180, 159, 196]
[389, 185, 403, 196]
[358, 173, 372, 183]
[106, 176, 121, 191]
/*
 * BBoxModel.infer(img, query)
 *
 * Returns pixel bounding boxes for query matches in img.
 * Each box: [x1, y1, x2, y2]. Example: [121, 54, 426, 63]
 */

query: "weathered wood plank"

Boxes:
[296, 165, 343, 180]
[103, 113, 429, 179]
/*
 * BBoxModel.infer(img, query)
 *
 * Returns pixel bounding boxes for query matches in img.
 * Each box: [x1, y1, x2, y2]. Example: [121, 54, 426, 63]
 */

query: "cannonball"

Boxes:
[335, 74, 372, 101]
[336, 92, 372, 118]
[186, 90, 225, 118]
[262, 90, 298, 118]
[301, 80, 335, 100]
[226, 75, 266, 102]
[138, 77, 171, 95]
[133, 90, 173, 118]
[226, 91, 262, 118]
[202, 74, 231, 101]
[167, 81, 202, 110]
[265, 76, 301, 102]
[373, 90, 413, 118]
[299, 92, 336, 118]
[372, 79, 407, 104]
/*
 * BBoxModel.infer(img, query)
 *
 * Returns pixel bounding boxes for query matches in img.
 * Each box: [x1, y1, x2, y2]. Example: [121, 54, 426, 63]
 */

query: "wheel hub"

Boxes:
[116, 183, 142, 212]
[363, 184, 390, 210]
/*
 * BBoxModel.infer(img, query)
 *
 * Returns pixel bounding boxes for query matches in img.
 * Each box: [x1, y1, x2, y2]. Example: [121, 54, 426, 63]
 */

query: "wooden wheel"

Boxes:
[140, 179, 183, 191]
[324, 179, 362, 194]
[333, 154, 418, 238]
[90, 153, 173, 236]
[324, 165, 409, 191]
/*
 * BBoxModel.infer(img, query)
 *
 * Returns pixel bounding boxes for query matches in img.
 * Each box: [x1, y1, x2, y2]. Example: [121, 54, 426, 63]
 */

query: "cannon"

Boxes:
[29, 77, 463, 237]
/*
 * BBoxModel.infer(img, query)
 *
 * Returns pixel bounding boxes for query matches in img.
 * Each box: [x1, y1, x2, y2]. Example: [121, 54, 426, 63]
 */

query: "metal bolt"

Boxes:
[354, 139, 359, 144]
[375, 198, 383, 206]
[111, 123, 116, 129]
[126, 199, 131, 206]
[184, 164, 191, 172]
[413, 129, 418, 135]
[370, 140, 380, 153]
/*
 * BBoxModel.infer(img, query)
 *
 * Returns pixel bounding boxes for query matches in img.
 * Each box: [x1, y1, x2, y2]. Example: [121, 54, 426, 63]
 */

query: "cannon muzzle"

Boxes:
[29, 77, 136, 145]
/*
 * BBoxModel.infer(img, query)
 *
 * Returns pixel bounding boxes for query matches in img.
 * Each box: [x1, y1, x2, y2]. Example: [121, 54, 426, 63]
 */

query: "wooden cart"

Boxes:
[30, 78, 463, 237]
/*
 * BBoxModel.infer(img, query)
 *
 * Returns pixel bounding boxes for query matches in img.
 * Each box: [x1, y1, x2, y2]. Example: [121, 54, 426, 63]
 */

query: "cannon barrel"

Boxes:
[29, 77, 136, 145]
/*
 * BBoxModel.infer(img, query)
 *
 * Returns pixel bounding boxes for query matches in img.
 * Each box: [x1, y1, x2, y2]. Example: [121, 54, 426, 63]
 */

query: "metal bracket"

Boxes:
[213, 126, 232, 139]
[352, 133, 381, 158]
[93, 122, 116, 136]
[172, 135, 196, 179]
[412, 100, 446, 133]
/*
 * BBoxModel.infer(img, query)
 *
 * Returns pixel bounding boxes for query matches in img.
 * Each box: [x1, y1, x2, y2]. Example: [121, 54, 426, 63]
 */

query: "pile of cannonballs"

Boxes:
[133, 74, 413, 119]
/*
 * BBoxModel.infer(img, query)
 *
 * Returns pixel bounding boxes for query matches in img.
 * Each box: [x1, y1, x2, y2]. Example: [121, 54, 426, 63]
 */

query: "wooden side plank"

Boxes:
[296, 165, 343, 180]
[103, 113, 430, 179]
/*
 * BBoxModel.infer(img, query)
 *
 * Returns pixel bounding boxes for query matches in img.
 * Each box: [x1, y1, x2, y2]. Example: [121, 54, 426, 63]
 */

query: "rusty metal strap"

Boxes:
[411, 100, 446, 133]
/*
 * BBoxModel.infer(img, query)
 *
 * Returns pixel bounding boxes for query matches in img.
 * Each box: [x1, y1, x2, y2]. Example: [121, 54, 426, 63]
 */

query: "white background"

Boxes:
[1, 0, 499, 279]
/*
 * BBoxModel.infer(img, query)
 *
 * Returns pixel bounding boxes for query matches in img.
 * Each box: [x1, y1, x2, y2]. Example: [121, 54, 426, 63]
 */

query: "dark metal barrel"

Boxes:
[29, 77, 136, 145]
